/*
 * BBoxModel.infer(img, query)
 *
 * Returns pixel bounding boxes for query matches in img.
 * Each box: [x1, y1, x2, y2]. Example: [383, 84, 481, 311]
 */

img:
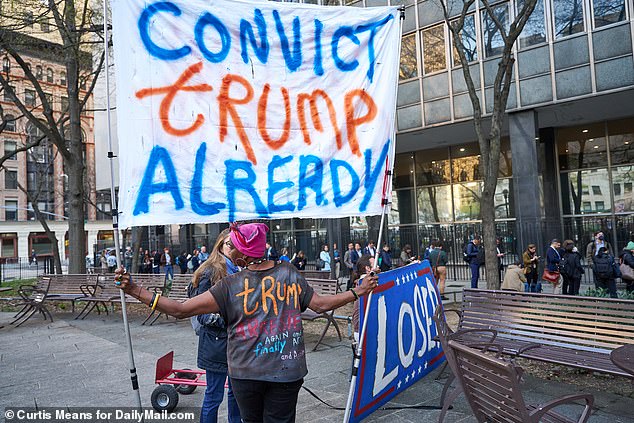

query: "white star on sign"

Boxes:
[395, 276, 400, 286]
[397, 380, 402, 389]
[411, 272, 417, 281]
[405, 375, 409, 383]
[411, 369, 416, 379]
[418, 366, 422, 374]
[424, 362, 428, 369]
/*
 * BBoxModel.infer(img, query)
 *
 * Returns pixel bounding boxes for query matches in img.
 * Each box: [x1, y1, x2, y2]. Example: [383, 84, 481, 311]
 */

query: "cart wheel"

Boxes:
[174, 371, 197, 395]
[151, 385, 179, 412]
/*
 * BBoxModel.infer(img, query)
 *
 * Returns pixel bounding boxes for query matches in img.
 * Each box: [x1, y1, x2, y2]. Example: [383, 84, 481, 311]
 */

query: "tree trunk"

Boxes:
[64, 0, 87, 274]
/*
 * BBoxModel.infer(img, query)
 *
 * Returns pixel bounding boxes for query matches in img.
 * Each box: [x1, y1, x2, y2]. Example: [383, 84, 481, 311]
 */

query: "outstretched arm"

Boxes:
[309, 274, 378, 313]
[114, 267, 219, 319]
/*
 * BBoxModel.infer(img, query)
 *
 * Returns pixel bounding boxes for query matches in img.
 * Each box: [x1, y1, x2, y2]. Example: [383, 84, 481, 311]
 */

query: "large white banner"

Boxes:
[112, 0, 400, 227]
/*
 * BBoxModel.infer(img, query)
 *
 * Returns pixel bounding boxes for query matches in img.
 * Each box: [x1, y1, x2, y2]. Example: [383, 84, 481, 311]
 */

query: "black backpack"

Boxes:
[559, 253, 575, 278]
[593, 254, 614, 279]
[462, 244, 471, 263]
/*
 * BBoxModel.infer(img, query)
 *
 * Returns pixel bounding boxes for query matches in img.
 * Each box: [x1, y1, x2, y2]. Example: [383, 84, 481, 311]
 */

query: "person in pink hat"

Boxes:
[115, 222, 378, 423]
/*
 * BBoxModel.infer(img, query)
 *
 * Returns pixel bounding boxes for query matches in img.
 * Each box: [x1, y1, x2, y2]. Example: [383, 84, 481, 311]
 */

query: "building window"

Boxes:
[518, 0, 547, 48]
[582, 201, 592, 212]
[399, 33, 418, 80]
[595, 201, 605, 211]
[4, 141, 17, 160]
[25, 89, 36, 107]
[4, 114, 16, 132]
[2, 57, 9, 73]
[3, 86, 14, 103]
[60, 71, 66, 86]
[5, 201, 18, 221]
[61, 96, 69, 112]
[40, 18, 50, 32]
[46, 68, 54, 83]
[614, 183, 621, 196]
[593, 0, 626, 28]
[553, 0, 585, 38]
[482, 2, 509, 58]
[5, 170, 18, 190]
[451, 14, 478, 66]
[79, 76, 87, 90]
[422, 24, 446, 74]
[592, 185, 602, 195]
[36, 65, 43, 80]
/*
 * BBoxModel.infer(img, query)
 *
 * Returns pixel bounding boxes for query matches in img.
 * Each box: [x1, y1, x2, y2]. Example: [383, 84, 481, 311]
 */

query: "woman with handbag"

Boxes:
[544, 239, 563, 294]
[619, 241, 634, 293]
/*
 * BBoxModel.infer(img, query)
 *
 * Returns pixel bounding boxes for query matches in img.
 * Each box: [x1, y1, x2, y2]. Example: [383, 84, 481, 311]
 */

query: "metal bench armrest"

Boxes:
[515, 343, 542, 357]
[529, 394, 594, 423]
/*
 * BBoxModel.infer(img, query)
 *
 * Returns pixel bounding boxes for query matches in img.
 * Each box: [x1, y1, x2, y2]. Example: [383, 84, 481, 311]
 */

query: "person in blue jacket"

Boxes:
[188, 229, 241, 423]
[466, 236, 482, 289]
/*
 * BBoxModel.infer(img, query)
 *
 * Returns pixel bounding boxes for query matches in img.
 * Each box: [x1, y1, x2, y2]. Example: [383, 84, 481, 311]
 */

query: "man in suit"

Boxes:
[265, 242, 278, 262]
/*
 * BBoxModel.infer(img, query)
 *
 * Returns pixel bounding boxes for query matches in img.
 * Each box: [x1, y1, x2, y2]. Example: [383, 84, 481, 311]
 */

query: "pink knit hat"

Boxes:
[229, 222, 269, 258]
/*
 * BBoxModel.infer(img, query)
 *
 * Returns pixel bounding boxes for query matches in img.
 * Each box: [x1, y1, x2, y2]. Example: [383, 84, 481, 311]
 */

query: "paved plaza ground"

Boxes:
[1, 279, 634, 422]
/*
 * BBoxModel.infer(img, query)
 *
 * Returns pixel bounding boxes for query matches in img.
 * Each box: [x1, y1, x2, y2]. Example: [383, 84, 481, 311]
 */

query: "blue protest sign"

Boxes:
[349, 261, 444, 422]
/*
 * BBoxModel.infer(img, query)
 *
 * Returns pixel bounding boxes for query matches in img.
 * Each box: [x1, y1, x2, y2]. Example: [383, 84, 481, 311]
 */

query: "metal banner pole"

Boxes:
[103, 0, 143, 410]
[342, 7, 405, 422]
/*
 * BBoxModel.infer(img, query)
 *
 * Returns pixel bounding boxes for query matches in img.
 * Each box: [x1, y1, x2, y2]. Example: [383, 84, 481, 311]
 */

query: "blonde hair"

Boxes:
[191, 228, 231, 288]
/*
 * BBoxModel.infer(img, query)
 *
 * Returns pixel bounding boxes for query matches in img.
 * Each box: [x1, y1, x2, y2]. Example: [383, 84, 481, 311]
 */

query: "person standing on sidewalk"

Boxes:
[522, 244, 541, 292]
[545, 239, 563, 294]
[114, 222, 378, 422]
[465, 236, 482, 289]
[428, 242, 448, 299]
[188, 229, 241, 423]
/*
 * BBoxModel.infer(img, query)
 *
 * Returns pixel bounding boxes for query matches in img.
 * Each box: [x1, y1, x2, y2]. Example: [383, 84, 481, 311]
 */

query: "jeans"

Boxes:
[230, 378, 303, 423]
[201, 370, 241, 423]
[153, 266, 160, 274]
[165, 264, 174, 280]
[469, 263, 480, 289]
[524, 270, 541, 292]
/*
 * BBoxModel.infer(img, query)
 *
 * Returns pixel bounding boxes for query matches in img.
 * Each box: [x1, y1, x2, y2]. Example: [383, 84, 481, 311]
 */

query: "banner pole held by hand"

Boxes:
[103, 0, 143, 411]
[343, 7, 405, 422]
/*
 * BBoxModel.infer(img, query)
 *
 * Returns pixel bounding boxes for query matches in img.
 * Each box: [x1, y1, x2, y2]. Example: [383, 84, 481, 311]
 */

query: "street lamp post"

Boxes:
[502, 189, 509, 217]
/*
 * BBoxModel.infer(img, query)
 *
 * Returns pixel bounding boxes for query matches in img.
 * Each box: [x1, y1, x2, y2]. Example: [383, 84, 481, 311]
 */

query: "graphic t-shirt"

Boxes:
[209, 261, 314, 382]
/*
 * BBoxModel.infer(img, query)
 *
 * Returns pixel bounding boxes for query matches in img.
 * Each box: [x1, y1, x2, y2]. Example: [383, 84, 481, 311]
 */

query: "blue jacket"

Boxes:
[466, 242, 480, 265]
[194, 259, 239, 372]
[546, 246, 563, 272]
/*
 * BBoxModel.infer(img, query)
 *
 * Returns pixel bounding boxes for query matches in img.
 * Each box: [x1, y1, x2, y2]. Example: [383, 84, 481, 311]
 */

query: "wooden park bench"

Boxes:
[46, 274, 99, 312]
[457, 288, 634, 378]
[74, 273, 169, 320]
[11, 274, 99, 326]
[301, 278, 342, 351]
[448, 339, 594, 423]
